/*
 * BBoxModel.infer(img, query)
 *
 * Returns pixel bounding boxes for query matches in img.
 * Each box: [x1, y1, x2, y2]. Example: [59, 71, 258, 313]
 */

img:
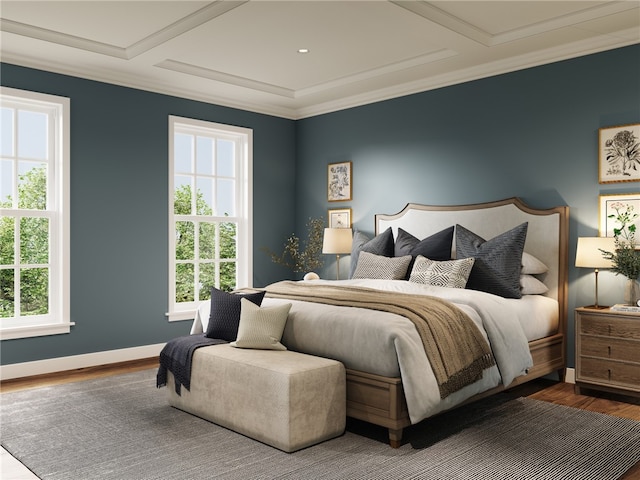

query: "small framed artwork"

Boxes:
[328, 161, 352, 202]
[599, 123, 640, 184]
[599, 193, 640, 237]
[328, 208, 351, 229]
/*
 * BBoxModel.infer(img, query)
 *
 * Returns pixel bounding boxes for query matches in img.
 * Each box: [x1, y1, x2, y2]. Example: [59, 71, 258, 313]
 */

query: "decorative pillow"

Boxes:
[230, 298, 292, 350]
[352, 251, 412, 280]
[206, 288, 266, 340]
[409, 256, 475, 289]
[520, 274, 549, 295]
[522, 252, 548, 275]
[350, 227, 395, 278]
[394, 226, 454, 260]
[456, 223, 528, 299]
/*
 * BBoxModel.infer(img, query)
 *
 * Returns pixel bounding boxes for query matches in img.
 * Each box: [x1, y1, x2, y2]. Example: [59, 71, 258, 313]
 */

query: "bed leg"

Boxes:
[388, 428, 403, 448]
[557, 368, 566, 382]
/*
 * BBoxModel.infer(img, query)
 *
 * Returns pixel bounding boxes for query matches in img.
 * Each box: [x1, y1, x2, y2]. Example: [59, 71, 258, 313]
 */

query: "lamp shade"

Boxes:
[322, 228, 353, 254]
[575, 237, 616, 268]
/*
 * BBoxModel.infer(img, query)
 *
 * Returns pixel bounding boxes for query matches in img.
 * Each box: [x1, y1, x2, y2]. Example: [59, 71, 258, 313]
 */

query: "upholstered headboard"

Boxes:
[375, 198, 569, 333]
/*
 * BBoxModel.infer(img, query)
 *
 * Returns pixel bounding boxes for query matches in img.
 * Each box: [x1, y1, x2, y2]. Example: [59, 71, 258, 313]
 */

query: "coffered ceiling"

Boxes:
[1, 1, 638, 119]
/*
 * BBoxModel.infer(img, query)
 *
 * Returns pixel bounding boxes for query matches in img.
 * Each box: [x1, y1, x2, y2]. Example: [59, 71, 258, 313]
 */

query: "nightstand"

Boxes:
[575, 307, 640, 398]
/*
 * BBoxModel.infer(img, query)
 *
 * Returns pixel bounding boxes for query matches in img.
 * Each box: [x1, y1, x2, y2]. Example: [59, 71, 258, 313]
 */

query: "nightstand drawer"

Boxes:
[578, 357, 640, 389]
[579, 315, 640, 339]
[580, 336, 640, 363]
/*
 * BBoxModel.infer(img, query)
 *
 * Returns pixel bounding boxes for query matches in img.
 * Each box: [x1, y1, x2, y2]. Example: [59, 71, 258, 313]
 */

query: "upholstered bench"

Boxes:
[166, 343, 346, 452]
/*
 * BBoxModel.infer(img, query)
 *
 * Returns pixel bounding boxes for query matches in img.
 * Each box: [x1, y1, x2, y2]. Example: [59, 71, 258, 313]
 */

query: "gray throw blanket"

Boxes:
[156, 334, 227, 395]
[264, 281, 496, 398]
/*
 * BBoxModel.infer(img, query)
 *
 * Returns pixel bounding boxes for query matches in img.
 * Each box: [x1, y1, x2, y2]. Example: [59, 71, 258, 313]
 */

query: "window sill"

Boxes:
[0, 322, 75, 340]
[166, 311, 196, 322]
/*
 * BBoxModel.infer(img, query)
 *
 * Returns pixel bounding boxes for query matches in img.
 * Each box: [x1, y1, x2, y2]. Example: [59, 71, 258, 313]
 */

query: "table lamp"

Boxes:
[575, 236, 615, 309]
[322, 228, 353, 280]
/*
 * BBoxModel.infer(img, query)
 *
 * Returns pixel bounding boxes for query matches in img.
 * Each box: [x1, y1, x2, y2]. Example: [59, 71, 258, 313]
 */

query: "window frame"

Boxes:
[0, 87, 72, 340]
[167, 116, 253, 321]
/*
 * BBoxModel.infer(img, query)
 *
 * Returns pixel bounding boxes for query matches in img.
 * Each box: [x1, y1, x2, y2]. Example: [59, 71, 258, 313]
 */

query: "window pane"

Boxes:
[220, 261, 236, 292]
[217, 139, 235, 177]
[18, 163, 46, 210]
[199, 222, 215, 260]
[199, 262, 215, 299]
[0, 160, 14, 207]
[220, 222, 236, 259]
[0, 216, 15, 264]
[20, 267, 48, 315]
[217, 178, 235, 216]
[18, 110, 47, 160]
[1, 107, 14, 157]
[174, 179, 193, 215]
[196, 178, 214, 215]
[196, 136, 214, 175]
[175, 263, 194, 302]
[174, 133, 193, 173]
[175, 221, 194, 260]
[0, 268, 15, 318]
[20, 217, 49, 264]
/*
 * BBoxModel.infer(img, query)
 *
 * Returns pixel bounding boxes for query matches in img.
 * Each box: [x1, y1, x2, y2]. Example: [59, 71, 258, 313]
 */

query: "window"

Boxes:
[168, 116, 252, 321]
[0, 87, 71, 340]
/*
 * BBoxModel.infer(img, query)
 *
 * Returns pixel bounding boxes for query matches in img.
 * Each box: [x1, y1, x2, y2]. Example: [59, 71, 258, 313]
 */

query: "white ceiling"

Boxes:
[1, 1, 639, 119]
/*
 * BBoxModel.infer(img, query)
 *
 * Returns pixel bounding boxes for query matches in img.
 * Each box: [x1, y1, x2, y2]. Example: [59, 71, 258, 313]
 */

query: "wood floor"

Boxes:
[2, 360, 639, 479]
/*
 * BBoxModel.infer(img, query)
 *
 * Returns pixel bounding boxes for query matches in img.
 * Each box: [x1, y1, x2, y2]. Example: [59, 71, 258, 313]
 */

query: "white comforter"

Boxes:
[191, 279, 553, 424]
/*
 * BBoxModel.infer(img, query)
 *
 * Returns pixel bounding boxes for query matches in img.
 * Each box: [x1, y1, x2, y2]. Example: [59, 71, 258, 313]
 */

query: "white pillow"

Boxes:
[522, 252, 548, 275]
[230, 298, 292, 350]
[409, 256, 475, 289]
[520, 274, 549, 295]
[352, 251, 412, 280]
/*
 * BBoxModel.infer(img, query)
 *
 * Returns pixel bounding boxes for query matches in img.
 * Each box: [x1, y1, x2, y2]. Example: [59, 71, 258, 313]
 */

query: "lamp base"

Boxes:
[582, 304, 609, 309]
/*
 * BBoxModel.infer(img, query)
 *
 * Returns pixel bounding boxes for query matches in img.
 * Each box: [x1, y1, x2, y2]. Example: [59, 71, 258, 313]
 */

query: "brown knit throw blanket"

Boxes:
[264, 281, 496, 398]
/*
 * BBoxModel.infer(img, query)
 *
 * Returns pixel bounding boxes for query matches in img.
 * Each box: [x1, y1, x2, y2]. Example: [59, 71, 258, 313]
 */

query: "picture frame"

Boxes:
[328, 161, 352, 202]
[599, 193, 640, 237]
[598, 123, 640, 184]
[328, 208, 351, 229]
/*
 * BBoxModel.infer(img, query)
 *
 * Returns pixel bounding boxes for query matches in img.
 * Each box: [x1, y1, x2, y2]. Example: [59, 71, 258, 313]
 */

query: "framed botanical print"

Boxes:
[598, 123, 640, 184]
[328, 208, 351, 229]
[327, 161, 352, 202]
[599, 193, 640, 237]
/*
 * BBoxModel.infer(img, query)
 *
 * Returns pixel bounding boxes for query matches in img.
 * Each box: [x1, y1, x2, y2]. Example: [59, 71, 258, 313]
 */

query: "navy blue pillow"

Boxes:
[455, 223, 528, 299]
[395, 226, 454, 279]
[206, 288, 266, 340]
[350, 227, 395, 278]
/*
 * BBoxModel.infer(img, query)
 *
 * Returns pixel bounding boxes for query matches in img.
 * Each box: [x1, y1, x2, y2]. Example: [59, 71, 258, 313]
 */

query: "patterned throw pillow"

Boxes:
[230, 298, 292, 350]
[455, 223, 528, 299]
[350, 227, 395, 278]
[352, 251, 412, 280]
[206, 288, 266, 340]
[409, 256, 475, 289]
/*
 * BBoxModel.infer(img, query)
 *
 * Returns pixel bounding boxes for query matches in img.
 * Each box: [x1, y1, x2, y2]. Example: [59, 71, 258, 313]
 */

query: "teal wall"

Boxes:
[1, 63, 296, 364]
[1, 44, 639, 368]
[295, 44, 640, 366]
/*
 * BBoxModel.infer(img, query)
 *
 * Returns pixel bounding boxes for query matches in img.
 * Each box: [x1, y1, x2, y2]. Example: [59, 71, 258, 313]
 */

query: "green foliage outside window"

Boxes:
[173, 184, 237, 303]
[0, 165, 49, 317]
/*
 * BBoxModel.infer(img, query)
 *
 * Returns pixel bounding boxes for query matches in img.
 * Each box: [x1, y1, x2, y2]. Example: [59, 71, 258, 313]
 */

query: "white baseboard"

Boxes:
[0, 343, 164, 381]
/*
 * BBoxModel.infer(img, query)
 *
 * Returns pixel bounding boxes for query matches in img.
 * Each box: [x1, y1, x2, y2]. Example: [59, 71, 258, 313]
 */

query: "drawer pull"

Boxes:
[608, 369, 612, 380]
[608, 346, 611, 357]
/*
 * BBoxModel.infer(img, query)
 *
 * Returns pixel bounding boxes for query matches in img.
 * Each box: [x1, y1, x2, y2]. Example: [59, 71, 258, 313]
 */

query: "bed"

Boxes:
[190, 197, 569, 447]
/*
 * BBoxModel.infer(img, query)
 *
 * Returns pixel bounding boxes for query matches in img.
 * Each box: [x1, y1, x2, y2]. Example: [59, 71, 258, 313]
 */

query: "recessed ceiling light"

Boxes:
[297, 48, 310, 54]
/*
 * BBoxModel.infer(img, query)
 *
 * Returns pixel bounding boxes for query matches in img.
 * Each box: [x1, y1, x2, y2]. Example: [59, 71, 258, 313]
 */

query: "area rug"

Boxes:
[1, 369, 639, 480]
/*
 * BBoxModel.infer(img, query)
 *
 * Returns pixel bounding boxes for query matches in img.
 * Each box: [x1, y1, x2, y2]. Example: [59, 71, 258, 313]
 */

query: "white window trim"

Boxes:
[0, 87, 72, 340]
[166, 116, 252, 321]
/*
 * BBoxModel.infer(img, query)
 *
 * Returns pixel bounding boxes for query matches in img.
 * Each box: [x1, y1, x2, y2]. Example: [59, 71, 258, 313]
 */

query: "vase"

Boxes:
[623, 278, 640, 306]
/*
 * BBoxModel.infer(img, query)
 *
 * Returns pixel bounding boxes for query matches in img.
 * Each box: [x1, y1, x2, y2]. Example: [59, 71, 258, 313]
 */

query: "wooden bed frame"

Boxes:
[343, 198, 569, 447]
